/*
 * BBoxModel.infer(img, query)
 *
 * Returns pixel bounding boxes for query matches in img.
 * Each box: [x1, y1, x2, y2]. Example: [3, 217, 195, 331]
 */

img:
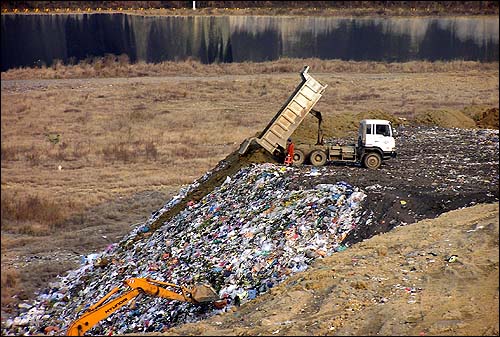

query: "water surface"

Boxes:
[1, 14, 498, 71]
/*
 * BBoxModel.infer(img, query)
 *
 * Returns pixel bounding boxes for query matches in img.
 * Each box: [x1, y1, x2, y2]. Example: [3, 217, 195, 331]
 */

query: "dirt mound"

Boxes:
[460, 105, 499, 130]
[413, 109, 477, 129]
[475, 107, 499, 129]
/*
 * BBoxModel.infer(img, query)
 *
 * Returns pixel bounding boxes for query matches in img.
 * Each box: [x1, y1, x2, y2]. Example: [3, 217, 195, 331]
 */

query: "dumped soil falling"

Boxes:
[145, 144, 276, 235]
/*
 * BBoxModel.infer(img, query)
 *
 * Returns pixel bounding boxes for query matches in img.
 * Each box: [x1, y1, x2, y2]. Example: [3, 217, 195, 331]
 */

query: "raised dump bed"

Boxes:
[239, 66, 327, 156]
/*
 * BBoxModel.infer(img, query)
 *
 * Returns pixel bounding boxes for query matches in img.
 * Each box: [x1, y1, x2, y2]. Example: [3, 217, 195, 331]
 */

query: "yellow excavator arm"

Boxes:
[66, 278, 220, 336]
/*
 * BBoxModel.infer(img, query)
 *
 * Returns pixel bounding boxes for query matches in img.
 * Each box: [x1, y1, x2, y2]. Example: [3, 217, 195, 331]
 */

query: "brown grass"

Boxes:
[1, 191, 71, 234]
[2, 57, 498, 81]
[1, 268, 20, 308]
[1, 59, 498, 318]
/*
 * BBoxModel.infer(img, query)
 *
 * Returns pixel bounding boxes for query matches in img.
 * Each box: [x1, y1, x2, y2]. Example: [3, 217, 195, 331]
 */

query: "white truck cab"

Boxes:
[358, 119, 397, 158]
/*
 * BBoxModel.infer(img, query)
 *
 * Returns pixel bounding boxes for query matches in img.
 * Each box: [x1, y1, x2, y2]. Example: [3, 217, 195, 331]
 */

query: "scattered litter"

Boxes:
[3, 163, 367, 336]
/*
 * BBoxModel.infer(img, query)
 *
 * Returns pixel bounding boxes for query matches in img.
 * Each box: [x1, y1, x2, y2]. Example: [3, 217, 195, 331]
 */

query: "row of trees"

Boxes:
[2, 1, 498, 13]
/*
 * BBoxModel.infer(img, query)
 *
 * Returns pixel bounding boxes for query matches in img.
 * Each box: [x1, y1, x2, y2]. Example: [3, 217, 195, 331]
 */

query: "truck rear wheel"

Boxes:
[293, 149, 305, 166]
[363, 152, 382, 169]
[310, 150, 327, 166]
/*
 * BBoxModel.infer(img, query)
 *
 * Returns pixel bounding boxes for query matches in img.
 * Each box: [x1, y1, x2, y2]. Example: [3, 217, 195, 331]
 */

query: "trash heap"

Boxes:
[3, 163, 367, 336]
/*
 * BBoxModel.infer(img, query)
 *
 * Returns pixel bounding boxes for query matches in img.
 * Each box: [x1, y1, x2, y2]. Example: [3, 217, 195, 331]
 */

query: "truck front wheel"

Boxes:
[310, 150, 327, 166]
[293, 149, 305, 166]
[363, 152, 382, 169]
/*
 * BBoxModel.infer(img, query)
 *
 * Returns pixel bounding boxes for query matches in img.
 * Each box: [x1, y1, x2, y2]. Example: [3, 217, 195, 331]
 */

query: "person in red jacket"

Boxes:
[285, 138, 294, 165]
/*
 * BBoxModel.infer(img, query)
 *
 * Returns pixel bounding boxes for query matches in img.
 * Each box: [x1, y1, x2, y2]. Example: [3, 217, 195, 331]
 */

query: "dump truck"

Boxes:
[66, 278, 222, 336]
[239, 66, 396, 169]
[238, 65, 327, 158]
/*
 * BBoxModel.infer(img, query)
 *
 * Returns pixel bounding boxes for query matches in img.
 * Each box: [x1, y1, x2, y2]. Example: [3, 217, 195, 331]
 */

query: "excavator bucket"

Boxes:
[191, 284, 219, 303]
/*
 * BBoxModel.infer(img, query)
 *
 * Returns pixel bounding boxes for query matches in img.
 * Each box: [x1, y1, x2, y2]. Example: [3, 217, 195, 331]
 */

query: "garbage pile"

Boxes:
[399, 126, 499, 193]
[3, 163, 367, 336]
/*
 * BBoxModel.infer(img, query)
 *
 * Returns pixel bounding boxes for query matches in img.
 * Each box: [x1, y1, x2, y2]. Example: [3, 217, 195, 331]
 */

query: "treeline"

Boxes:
[2, 1, 499, 13]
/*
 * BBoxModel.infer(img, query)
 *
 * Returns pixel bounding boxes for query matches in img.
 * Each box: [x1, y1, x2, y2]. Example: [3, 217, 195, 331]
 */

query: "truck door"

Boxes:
[365, 122, 393, 152]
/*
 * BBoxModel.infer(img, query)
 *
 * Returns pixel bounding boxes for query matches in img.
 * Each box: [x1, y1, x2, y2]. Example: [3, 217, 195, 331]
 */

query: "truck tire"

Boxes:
[293, 149, 305, 166]
[363, 152, 382, 169]
[310, 150, 327, 166]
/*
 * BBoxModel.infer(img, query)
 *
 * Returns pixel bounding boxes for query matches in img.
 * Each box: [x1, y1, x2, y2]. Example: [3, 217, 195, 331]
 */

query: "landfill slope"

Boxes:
[150, 202, 499, 336]
[1, 63, 498, 336]
[141, 103, 400, 241]
[2, 98, 499, 335]
[3, 161, 372, 336]
[2, 122, 498, 336]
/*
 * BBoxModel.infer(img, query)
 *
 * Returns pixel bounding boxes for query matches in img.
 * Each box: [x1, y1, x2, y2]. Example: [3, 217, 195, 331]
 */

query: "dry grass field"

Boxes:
[1, 58, 499, 321]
